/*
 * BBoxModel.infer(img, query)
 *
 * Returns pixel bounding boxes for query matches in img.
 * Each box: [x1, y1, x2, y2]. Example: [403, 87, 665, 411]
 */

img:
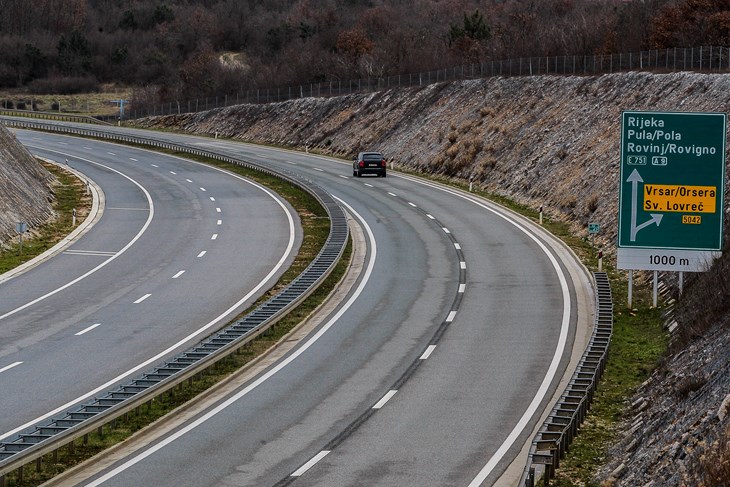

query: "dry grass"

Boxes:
[0, 85, 132, 116]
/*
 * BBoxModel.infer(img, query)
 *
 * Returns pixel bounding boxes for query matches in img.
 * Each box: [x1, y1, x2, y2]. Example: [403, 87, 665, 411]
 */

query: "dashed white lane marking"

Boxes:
[339, 175, 349, 179]
[200, 187, 207, 192]
[186, 179, 193, 183]
[197, 251, 207, 258]
[408, 202, 417, 207]
[107, 152, 116, 156]
[364, 183, 373, 188]
[426, 214, 435, 220]
[76, 324, 101, 336]
[446, 311, 457, 322]
[454, 243, 462, 250]
[459, 283, 466, 293]
[442, 227, 451, 234]
[151, 164, 159, 167]
[388, 192, 397, 197]
[129, 158, 138, 162]
[169, 171, 176, 175]
[373, 390, 398, 409]
[460, 261, 467, 269]
[172, 270, 185, 279]
[420, 345, 436, 360]
[217, 220, 222, 225]
[216, 207, 221, 213]
[83, 147, 93, 150]
[0, 362, 22, 374]
[59, 142, 68, 145]
[211, 234, 218, 240]
[313, 167, 324, 172]
[210, 197, 215, 202]
[291, 451, 331, 477]
[133, 294, 152, 304]
[286, 161, 297, 165]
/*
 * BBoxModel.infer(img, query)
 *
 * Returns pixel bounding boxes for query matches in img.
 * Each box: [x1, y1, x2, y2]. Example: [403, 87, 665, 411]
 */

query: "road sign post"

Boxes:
[618, 111, 726, 272]
[15, 221, 27, 255]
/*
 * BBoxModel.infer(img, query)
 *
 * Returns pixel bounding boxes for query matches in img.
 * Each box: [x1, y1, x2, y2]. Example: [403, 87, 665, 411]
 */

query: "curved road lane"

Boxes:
[38, 129, 595, 487]
[0, 131, 301, 441]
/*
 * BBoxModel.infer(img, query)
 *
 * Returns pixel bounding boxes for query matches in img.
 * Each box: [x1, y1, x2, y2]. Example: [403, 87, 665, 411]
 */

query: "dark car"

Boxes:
[353, 151, 387, 177]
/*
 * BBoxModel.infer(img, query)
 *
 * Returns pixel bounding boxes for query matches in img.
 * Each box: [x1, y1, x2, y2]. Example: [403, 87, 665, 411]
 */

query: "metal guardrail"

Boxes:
[0, 118, 349, 484]
[0, 108, 111, 126]
[521, 272, 613, 486]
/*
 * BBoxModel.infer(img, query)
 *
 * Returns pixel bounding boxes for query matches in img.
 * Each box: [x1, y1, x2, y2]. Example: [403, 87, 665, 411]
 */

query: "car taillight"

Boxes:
[359, 161, 365, 167]
[381, 159, 387, 167]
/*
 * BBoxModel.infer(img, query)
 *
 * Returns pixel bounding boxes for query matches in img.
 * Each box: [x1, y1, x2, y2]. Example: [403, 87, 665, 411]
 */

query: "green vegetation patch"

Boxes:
[0, 162, 91, 274]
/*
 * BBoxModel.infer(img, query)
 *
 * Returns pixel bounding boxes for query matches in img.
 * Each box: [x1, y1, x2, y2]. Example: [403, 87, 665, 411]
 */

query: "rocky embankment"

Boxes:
[0, 125, 54, 246]
[136, 71, 730, 485]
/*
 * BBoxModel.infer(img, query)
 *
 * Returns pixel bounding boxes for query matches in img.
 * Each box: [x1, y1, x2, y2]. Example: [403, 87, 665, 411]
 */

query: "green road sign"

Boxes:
[588, 223, 600, 234]
[618, 111, 726, 271]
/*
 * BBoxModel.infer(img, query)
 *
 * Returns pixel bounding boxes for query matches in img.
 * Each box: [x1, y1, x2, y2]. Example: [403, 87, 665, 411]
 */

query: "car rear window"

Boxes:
[362, 153, 382, 161]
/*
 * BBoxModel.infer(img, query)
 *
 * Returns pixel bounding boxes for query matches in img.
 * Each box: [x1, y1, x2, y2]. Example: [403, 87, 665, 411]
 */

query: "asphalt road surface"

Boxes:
[0, 130, 300, 443]
[5, 125, 592, 487]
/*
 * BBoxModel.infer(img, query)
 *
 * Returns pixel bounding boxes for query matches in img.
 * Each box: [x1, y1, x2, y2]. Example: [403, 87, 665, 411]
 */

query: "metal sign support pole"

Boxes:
[653, 271, 658, 308]
[628, 271, 633, 308]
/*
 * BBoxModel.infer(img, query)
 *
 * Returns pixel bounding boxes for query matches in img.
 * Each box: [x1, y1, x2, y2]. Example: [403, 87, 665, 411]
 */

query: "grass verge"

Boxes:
[0, 163, 91, 274]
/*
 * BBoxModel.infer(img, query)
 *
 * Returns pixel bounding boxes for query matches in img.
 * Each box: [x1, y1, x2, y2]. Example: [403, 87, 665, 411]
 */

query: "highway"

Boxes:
[5, 125, 592, 486]
[0, 131, 300, 443]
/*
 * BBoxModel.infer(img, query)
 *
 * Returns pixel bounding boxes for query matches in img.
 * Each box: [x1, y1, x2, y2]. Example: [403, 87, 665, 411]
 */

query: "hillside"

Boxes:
[136, 70, 730, 484]
[0, 125, 55, 246]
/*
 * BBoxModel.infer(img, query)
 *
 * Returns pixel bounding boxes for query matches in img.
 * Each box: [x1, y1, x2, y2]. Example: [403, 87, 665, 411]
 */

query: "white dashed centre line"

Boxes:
[364, 183, 373, 188]
[151, 164, 159, 168]
[313, 168, 324, 172]
[107, 152, 116, 156]
[210, 197, 215, 202]
[291, 451, 331, 477]
[76, 323, 101, 336]
[172, 270, 185, 279]
[373, 390, 398, 409]
[420, 345, 437, 360]
[83, 147, 93, 150]
[388, 192, 397, 197]
[454, 243, 462, 250]
[217, 220, 222, 225]
[0, 362, 22, 374]
[339, 175, 349, 179]
[426, 214, 435, 220]
[134, 294, 152, 304]
[446, 311, 457, 322]
[408, 202, 417, 207]
[442, 227, 451, 234]
[186, 179, 193, 183]
[200, 187, 207, 192]
[459, 283, 466, 293]
[460, 261, 467, 269]
[211, 234, 218, 240]
[129, 158, 138, 162]
[169, 171, 176, 175]
[286, 161, 297, 165]
[197, 251, 207, 258]
[216, 208, 221, 213]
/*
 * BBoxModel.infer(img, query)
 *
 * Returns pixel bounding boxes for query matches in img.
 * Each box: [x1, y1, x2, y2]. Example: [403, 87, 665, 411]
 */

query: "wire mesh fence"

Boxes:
[129, 46, 730, 119]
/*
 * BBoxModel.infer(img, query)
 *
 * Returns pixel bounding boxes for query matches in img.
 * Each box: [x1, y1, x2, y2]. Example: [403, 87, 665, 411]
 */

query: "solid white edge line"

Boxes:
[446, 311, 457, 323]
[172, 270, 185, 279]
[83, 197, 376, 486]
[0, 145, 299, 444]
[420, 345, 436, 360]
[133, 294, 151, 304]
[291, 451, 331, 477]
[76, 323, 101, 336]
[0, 362, 22, 374]
[197, 251, 207, 258]
[393, 174, 571, 487]
[373, 390, 398, 409]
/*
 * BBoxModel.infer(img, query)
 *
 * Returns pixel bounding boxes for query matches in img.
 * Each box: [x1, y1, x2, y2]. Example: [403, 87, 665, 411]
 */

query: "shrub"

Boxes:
[27, 76, 99, 95]
[1, 100, 13, 109]
[16, 101, 26, 110]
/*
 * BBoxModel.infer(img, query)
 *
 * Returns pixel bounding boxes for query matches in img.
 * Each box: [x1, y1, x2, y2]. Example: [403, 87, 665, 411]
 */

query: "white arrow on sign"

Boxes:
[628, 168, 664, 241]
